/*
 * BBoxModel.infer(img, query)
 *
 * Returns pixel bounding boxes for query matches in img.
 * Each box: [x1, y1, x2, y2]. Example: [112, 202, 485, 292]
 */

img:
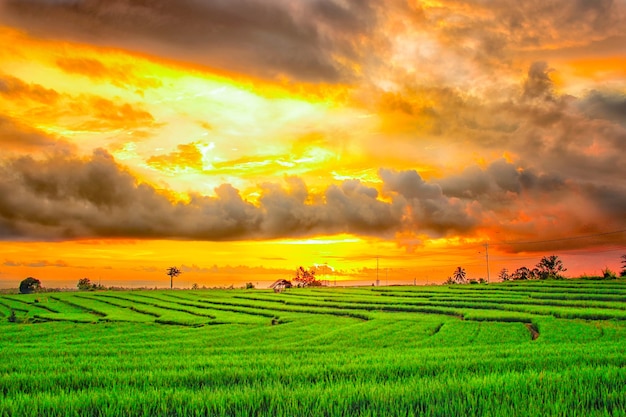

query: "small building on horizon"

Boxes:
[269, 279, 292, 292]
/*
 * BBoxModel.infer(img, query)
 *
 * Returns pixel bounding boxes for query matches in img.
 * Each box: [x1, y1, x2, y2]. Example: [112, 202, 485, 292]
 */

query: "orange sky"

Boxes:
[0, 1, 625, 288]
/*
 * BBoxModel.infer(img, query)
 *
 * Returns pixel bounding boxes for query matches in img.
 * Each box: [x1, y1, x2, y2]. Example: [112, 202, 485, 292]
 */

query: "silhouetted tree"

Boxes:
[19, 277, 41, 294]
[621, 255, 626, 277]
[77, 277, 100, 291]
[512, 267, 533, 280]
[452, 267, 467, 284]
[498, 268, 510, 281]
[293, 266, 320, 287]
[166, 267, 182, 289]
[191, 283, 199, 290]
[535, 255, 566, 279]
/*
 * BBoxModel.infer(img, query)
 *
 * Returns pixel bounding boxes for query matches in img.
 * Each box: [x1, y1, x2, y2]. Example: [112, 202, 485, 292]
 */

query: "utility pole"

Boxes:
[484, 243, 490, 283]
[376, 256, 379, 286]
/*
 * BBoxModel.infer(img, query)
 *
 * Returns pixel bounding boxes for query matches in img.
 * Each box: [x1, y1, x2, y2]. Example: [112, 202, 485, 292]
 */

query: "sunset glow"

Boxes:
[0, 0, 625, 288]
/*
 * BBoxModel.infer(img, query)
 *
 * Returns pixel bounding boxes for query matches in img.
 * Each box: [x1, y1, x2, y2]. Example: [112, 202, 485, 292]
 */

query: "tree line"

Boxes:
[498, 255, 567, 281]
[446, 254, 626, 285]
[11, 255, 626, 294]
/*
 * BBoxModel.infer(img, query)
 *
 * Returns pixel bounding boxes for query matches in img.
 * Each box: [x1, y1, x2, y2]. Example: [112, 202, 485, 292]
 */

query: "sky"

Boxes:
[0, 0, 625, 289]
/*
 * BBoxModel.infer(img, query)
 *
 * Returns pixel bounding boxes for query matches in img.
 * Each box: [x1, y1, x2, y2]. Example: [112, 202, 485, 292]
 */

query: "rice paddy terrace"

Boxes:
[1, 279, 626, 416]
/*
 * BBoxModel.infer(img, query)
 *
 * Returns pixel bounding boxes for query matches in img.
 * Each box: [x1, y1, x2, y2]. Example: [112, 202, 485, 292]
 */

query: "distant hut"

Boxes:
[269, 279, 292, 293]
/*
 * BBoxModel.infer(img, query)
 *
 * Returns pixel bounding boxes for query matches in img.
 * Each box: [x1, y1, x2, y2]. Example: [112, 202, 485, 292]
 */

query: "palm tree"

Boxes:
[453, 267, 467, 284]
[166, 267, 182, 289]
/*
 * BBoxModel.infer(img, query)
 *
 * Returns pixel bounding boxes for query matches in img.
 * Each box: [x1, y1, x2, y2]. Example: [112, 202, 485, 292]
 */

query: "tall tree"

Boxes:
[535, 255, 567, 279]
[77, 277, 97, 291]
[453, 267, 467, 284]
[293, 266, 319, 287]
[166, 267, 182, 289]
[621, 254, 626, 277]
[498, 268, 510, 281]
[512, 267, 533, 280]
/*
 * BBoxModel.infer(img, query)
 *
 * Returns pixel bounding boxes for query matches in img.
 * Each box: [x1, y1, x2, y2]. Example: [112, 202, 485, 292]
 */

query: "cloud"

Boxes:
[1, 1, 625, 257]
[374, 58, 626, 184]
[0, 0, 379, 82]
[523, 62, 555, 101]
[3, 259, 69, 267]
[0, 116, 74, 152]
[0, 73, 156, 132]
[380, 168, 479, 237]
[70, 96, 155, 131]
[0, 149, 488, 241]
[0, 148, 623, 253]
[412, 0, 625, 63]
[578, 90, 626, 126]
[55, 57, 162, 91]
[180, 263, 291, 276]
[146, 143, 204, 173]
[436, 158, 626, 250]
[0, 73, 60, 103]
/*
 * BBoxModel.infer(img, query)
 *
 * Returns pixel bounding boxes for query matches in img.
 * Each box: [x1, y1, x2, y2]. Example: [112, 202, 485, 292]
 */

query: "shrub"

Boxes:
[601, 267, 617, 280]
[19, 277, 41, 294]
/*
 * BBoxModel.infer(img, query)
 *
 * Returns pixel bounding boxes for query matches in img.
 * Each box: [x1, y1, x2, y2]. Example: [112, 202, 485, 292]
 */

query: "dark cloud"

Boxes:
[523, 61, 555, 101]
[425, 0, 625, 63]
[0, 0, 378, 82]
[438, 159, 596, 203]
[380, 168, 478, 237]
[0, 149, 259, 240]
[3, 149, 620, 252]
[380, 169, 441, 200]
[323, 180, 403, 235]
[0, 150, 489, 241]
[500, 0, 620, 41]
[436, 158, 626, 250]
[0, 115, 75, 153]
[582, 183, 626, 218]
[384, 59, 626, 191]
[578, 90, 626, 126]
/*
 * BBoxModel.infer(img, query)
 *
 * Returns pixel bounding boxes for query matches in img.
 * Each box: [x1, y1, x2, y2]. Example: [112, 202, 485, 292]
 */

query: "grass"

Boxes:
[1, 278, 626, 416]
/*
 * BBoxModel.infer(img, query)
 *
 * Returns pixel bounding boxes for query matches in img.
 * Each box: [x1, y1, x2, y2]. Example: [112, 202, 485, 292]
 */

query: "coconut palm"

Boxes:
[453, 267, 467, 284]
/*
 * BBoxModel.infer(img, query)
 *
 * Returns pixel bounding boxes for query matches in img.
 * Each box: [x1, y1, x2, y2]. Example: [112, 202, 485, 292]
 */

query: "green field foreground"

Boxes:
[1, 279, 626, 416]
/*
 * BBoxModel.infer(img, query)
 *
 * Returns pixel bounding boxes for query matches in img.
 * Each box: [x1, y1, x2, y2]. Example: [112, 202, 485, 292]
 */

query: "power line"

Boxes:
[565, 246, 626, 255]
[493, 229, 626, 247]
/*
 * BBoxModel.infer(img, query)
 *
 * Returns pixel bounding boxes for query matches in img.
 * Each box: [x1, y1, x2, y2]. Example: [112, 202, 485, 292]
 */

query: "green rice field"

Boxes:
[2, 279, 626, 416]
